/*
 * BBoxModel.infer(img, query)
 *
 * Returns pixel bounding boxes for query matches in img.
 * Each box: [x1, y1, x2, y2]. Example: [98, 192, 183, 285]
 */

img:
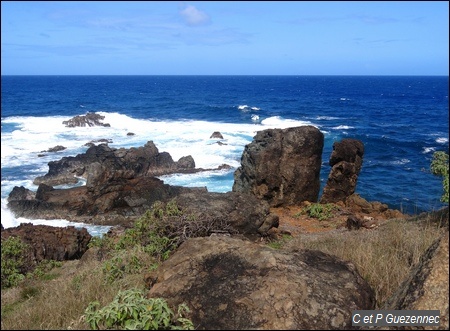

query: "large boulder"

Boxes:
[382, 231, 449, 330]
[320, 139, 364, 204]
[232, 126, 324, 207]
[147, 236, 375, 330]
[1, 223, 92, 274]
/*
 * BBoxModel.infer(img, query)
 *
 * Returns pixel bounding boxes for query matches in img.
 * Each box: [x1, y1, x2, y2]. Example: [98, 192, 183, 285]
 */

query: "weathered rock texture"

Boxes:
[7, 178, 200, 228]
[321, 139, 364, 204]
[232, 126, 324, 207]
[174, 191, 279, 239]
[62, 112, 110, 127]
[147, 236, 375, 330]
[1, 223, 91, 274]
[7, 183, 279, 237]
[382, 231, 449, 330]
[342, 194, 405, 220]
[33, 141, 198, 187]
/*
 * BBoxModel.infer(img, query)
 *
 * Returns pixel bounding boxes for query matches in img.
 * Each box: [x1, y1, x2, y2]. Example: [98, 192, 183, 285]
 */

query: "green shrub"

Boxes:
[431, 151, 449, 203]
[1, 236, 29, 289]
[84, 288, 194, 330]
[92, 199, 237, 285]
[303, 203, 338, 221]
[101, 248, 146, 284]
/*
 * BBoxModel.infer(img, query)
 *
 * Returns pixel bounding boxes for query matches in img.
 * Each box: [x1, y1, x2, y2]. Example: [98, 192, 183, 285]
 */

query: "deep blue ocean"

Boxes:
[1, 75, 448, 236]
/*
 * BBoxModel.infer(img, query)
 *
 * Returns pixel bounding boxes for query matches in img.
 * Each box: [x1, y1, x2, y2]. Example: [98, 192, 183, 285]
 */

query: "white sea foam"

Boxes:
[1, 199, 111, 236]
[436, 137, 449, 144]
[238, 105, 260, 112]
[422, 147, 436, 154]
[315, 116, 341, 120]
[260, 116, 315, 129]
[332, 125, 354, 130]
[391, 158, 411, 165]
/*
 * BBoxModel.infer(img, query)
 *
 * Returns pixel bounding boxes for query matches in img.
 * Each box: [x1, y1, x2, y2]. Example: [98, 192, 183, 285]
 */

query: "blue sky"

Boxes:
[1, 1, 448, 75]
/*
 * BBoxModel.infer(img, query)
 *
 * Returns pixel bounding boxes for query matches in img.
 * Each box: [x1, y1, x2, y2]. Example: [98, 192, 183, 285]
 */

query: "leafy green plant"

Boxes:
[113, 201, 182, 258]
[431, 151, 449, 203]
[1, 236, 29, 289]
[84, 288, 194, 330]
[101, 247, 147, 284]
[303, 203, 338, 221]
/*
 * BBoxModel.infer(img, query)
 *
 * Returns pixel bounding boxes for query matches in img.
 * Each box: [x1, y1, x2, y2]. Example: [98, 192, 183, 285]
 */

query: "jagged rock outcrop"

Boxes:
[8, 136, 279, 236]
[174, 191, 279, 239]
[1, 223, 91, 274]
[33, 141, 198, 187]
[232, 126, 324, 207]
[37, 145, 67, 157]
[381, 230, 449, 330]
[62, 112, 110, 127]
[210, 131, 224, 139]
[7, 186, 35, 201]
[7, 181, 280, 238]
[320, 139, 364, 204]
[7, 177, 200, 227]
[84, 139, 113, 147]
[342, 194, 405, 220]
[147, 236, 375, 330]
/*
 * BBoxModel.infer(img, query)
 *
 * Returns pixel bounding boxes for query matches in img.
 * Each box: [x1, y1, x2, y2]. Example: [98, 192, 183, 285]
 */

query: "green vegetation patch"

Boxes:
[84, 288, 194, 330]
[431, 151, 449, 203]
[1, 236, 29, 289]
[303, 203, 338, 221]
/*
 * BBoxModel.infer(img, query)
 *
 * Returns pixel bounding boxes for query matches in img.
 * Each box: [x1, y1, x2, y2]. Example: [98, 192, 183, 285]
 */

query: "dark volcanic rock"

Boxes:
[381, 231, 449, 330]
[320, 139, 364, 204]
[7, 178, 201, 227]
[232, 126, 324, 207]
[174, 190, 279, 238]
[7, 180, 279, 238]
[42, 145, 67, 153]
[62, 112, 110, 127]
[1, 223, 92, 274]
[7, 186, 35, 201]
[33, 141, 197, 187]
[210, 131, 224, 139]
[147, 236, 375, 330]
[84, 139, 113, 147]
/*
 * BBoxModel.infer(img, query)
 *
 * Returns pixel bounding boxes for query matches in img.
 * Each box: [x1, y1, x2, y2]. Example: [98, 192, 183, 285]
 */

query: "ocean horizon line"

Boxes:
[2, 74, 449, 78]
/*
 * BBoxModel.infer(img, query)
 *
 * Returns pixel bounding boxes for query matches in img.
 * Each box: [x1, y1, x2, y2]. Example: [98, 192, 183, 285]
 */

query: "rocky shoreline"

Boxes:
[2, 117, 448, 329]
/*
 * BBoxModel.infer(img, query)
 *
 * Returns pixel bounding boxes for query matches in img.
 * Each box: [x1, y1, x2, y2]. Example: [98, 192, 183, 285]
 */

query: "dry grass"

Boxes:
[283, 217, 445, 308]
[0, 249, 151, 330]
[1, 210, 446, 329]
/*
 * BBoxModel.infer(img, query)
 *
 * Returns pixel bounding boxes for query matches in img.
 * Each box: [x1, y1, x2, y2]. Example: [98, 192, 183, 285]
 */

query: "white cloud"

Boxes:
[180, 5, 211, 27]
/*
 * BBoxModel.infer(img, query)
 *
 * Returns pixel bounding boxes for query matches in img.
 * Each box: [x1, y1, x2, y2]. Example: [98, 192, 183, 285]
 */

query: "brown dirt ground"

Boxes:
[268, 205, 349, 237]
[266, 202, 405, 239]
